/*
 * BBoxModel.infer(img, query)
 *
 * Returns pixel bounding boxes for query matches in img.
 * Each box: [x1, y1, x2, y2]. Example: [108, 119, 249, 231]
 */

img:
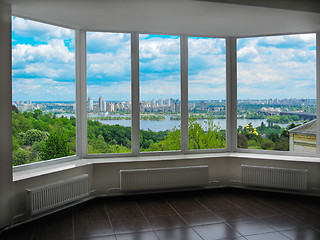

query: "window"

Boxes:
[86, 32, 131, 154]
[237, 33, 317, 153]
[12, 17, 76, 166]
[139, 34, 181, 152]
[188, 37, 226, 150]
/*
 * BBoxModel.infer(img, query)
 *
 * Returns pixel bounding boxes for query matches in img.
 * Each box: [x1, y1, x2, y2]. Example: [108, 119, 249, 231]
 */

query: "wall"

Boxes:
[0, 2, 14, 228]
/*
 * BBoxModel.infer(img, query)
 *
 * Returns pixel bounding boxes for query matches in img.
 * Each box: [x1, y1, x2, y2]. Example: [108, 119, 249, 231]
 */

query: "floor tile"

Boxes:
[74, 221, 114, 238]
[137, 199, 176, 217]
[74, 201, 108, 222]
[74, 235, 117, 240]
[167, 197, 208, 214]
[111, 218, 152, 234]
[33, 212, 73, 240]
[116, 231, 160, 240]
[181, 211, 224, 226]
[245, 232, 290, 240]
[196, 194, 238, 211]
[193, 222, 241, 240]
[228, 219, 275, 236]
[241, 204, 280, 218]
[214, 208, 253, 222]
[259, 214, 304, 231]
[156, 227, 203, 240]
[147, 215, 187, 230]
[0, 222, 35, 240]
[280, 228, 320, 240]
[106, 200, 143, 220]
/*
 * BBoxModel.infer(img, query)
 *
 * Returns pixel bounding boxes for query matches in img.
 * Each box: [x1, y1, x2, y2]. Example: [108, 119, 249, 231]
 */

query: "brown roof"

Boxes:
[288, 119, 316, 135]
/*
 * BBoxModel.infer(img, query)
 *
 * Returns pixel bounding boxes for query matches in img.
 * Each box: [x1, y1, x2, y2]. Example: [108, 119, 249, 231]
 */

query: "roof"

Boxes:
[288, 119, 317, 135]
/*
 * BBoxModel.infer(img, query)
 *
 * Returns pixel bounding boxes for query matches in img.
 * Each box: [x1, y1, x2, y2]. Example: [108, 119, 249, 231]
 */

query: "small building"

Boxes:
[288, 119, 316, 153]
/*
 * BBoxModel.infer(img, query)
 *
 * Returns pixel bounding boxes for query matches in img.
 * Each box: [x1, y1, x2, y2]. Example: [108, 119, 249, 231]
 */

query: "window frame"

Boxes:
[12, 15, 320, 172]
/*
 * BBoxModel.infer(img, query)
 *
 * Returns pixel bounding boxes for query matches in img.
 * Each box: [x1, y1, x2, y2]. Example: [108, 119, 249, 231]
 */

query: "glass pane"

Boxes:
[188, 37, 226, 150]
[139, 34, 181, 152]
[87, 32, 131, 154]
[237, 33, 316, 153]
[12, 17, 76, 166]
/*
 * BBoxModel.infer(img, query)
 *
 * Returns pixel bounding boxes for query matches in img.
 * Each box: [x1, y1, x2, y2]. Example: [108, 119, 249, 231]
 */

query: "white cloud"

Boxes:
[12, 78, 75, 101]
[12, 17, 74, 40]
[13, 39, 74, 64]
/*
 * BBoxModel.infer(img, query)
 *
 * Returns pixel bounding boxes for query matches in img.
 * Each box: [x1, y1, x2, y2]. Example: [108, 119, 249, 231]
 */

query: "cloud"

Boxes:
[12, 17, 74, 41]
[237, 33, 316, 100]
[12, 78, 75, 101]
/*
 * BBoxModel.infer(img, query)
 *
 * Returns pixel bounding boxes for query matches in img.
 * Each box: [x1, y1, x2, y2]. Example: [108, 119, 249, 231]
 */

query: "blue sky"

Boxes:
[12, 17, 316, 102]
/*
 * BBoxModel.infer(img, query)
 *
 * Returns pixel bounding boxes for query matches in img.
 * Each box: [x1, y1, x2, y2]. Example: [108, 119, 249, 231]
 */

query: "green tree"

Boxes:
[40, 132, 71, 160]
[23, 129, 48, 146]
[12, 148, 31, 166]
[237, 133, 248, 148]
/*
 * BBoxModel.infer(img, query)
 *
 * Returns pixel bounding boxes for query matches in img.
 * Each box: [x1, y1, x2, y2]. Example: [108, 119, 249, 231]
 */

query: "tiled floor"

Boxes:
[1, 188, 320, 240]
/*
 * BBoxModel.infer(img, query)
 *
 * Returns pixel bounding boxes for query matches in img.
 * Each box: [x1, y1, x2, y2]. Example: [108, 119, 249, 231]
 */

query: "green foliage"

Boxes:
[267, 114, 300, 124]
[40, 132, 72, 160]
[261, 138, 275, 150]
[237, 133, 248, 149]
[12, 148, 31, 166]
[23, 129, 48, 146]
[188, 119, 225, 149]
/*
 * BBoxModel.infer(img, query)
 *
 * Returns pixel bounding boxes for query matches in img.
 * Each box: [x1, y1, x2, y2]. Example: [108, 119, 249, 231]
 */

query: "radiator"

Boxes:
[120, 165, 209, 191]
[242, 165, 308, 191]
[27, 174, 90, 215]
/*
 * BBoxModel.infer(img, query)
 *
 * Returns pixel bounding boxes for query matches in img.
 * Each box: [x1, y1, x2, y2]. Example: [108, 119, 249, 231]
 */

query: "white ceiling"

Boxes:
[2, 0, 320, 37]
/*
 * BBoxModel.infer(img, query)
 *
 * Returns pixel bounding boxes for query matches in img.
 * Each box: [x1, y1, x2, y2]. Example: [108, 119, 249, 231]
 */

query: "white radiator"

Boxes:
[27, 174, 90, 215]
[242, 165, 308, 191]
[120, 165, 209, 191]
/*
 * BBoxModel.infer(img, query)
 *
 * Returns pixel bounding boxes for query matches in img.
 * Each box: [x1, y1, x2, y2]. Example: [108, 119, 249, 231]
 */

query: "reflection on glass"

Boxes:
[237, 33, 316, 153]
[86, 32, 131, 154]
[139, 34, 181, 152]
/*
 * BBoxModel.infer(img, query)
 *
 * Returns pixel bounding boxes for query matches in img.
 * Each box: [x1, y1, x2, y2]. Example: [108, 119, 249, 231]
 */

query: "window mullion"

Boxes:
[226, 37, 237, 152]
[180, 35, 188, 153]
[131, 32, 140, 155]
[76, 29, 88, 158]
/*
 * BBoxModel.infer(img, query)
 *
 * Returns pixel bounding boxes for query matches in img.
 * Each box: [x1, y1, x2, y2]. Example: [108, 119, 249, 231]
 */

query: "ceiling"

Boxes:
[1, 0, 320, 37]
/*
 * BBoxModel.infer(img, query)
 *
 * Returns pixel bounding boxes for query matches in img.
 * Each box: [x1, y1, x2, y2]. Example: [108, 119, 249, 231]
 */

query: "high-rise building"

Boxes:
[107, 102, 114, 112]
[99, 97, 106, 112]
[88, 97, 93, 111]
[158, 99, 163, 106]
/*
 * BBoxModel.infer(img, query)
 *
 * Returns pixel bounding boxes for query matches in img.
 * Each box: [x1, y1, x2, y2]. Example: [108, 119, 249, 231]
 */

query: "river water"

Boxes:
[57, 113, 290, 132]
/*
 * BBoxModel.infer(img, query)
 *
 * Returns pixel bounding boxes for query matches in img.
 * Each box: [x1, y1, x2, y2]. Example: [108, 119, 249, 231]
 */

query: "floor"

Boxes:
[1, 188, 320, 240]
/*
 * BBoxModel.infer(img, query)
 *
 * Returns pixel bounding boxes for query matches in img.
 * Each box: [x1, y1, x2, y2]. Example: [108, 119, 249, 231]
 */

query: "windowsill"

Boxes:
[13, 152, 320, 182]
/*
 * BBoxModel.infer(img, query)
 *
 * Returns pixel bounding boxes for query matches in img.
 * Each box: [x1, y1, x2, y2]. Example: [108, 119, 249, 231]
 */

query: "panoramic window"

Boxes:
[86, 32, 131, 154]
[12, 17, 76, 166]
[139, 34, 181, 152]
[237, 33, 317, 153]
[188, 37, 226, 150]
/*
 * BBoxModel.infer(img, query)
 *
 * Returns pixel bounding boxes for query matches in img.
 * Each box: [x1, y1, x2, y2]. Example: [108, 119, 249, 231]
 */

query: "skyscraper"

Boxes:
[99, 97, 106, 112]
[88, 97, 93, 111]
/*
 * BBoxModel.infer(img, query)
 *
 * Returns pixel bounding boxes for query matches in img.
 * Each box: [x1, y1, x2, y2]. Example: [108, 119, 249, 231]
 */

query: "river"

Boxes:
[57, 113, 291, 132]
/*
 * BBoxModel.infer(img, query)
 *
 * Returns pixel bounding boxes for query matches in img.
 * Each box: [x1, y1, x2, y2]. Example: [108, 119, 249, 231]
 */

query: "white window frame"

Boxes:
[12, 15, 320, 172]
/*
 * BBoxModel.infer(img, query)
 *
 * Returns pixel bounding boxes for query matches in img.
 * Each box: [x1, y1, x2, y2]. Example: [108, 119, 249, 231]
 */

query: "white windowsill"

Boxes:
[13, 152, 320, 182]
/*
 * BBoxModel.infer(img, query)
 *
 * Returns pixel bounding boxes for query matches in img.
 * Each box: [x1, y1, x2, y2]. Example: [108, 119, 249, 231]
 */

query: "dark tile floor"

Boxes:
[1, 188, 320, 240]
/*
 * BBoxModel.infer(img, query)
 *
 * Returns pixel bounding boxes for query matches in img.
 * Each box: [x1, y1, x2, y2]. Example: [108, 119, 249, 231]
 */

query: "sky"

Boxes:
[12, 17, 316, 102]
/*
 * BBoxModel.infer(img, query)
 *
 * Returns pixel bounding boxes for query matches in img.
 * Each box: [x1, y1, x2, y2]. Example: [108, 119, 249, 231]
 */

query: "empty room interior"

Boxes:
[0, 0, 320, 239]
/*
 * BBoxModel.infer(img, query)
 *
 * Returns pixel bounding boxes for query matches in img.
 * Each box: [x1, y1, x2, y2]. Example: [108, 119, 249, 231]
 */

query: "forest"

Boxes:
[12, 108, 296, 166]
